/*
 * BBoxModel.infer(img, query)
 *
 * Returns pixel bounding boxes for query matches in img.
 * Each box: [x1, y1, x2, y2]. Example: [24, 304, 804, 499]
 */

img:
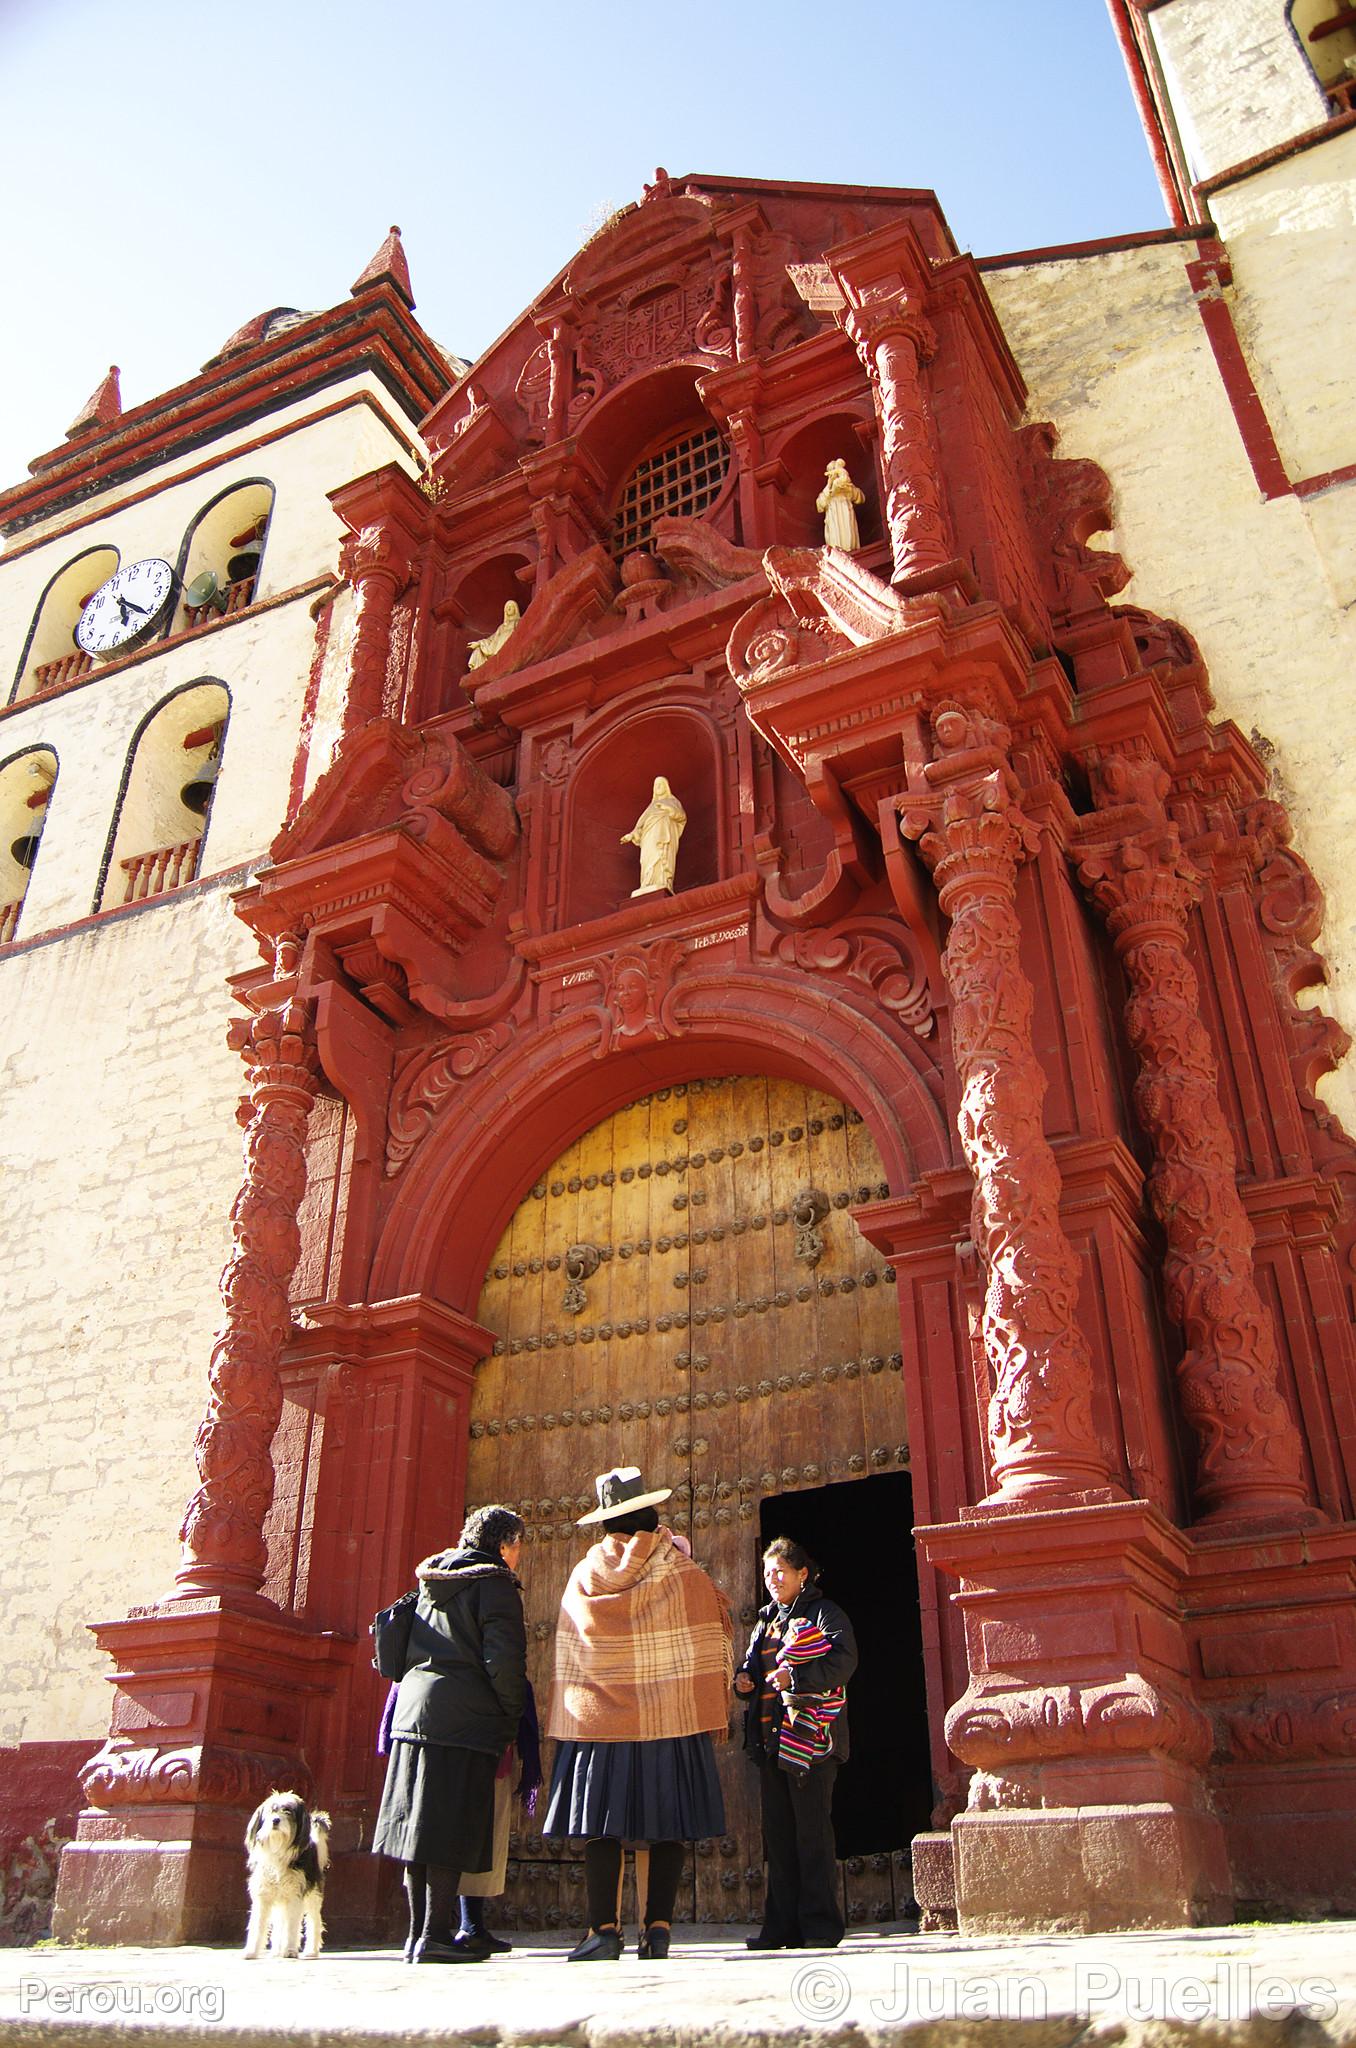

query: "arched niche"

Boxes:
[773, 413, 880, 552]
[575, 364, 737, 555]
[1287, 0, 1356, 95]
[97, 680, 230, 911]
[0, 746, 58, 941]
[174, 479, 274, 632]
[10, 546, 119, 702]
[562, 707, 722, 925]
[445, 549, 535, 677]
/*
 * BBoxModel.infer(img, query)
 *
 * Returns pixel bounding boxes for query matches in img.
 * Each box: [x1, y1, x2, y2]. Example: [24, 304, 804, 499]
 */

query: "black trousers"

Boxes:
[757, 1760, 843, 1947]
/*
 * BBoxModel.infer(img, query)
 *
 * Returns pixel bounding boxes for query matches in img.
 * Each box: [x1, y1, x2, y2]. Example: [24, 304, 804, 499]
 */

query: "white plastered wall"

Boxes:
[985, 223, 1356, 1134]
[0, 381, 421, 1746]
[1147, 0, 1329, 183]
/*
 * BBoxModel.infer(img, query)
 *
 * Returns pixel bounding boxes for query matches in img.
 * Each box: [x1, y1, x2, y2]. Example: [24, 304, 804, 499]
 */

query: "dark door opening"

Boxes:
[758, 1472, 932, 1862]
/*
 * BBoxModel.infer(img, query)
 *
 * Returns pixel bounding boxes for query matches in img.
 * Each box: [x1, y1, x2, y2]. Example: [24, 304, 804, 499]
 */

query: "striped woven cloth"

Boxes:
[547, 1526, 733, 1743]
[775, 1621, 846, 1771]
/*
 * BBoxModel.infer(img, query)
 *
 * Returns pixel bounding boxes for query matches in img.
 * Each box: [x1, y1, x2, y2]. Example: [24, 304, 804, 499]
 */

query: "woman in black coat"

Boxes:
[734, 1536, 858, 1950]
[374, 1504, 527, 1964]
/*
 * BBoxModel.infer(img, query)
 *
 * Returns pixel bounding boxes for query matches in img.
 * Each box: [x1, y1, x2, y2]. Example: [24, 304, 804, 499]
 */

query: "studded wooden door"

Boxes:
[467, 1074, 907, 1930]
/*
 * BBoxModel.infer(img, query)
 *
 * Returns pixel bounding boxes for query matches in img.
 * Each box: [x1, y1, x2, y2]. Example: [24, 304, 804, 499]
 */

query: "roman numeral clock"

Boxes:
[75, 558, 175, 658]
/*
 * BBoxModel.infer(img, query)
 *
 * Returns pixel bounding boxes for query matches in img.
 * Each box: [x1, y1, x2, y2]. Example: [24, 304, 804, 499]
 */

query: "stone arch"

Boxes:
[372, 965, 950, 1312]
[9, 543, 120, 703]
[95, 678, 231, 911]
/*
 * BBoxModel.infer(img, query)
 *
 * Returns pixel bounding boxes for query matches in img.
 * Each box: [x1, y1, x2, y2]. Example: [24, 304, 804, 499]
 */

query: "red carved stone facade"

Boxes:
[50, 173, 1356, 1945]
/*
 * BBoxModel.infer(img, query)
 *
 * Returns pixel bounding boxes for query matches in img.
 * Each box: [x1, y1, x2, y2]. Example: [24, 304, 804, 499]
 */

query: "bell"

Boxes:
[11, 824, 43, 869]
[180, 745, 219, 816]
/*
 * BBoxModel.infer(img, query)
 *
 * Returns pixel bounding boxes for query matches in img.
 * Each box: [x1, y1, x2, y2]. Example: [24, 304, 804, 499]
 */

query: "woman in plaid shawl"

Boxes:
[545, 1467, 733, 1961]
[735, 1536, 858, 1950]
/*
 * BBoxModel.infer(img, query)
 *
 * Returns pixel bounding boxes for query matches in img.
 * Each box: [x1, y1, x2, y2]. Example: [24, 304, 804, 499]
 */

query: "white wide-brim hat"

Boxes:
[577, 1465, 673, 1526]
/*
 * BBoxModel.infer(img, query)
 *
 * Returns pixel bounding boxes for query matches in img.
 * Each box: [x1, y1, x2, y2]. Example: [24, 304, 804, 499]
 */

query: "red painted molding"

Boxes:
[977, 226, 1197, 272]
[0, 391, 422, 567]
[0, 859, 254, 962]
[1104, 0, 1193, 227]
[1193, 109, 1356, 201]
[1186, 241, 1292, 500]
[1, 576, 334, 724]
[1294, 461, 1356, 497]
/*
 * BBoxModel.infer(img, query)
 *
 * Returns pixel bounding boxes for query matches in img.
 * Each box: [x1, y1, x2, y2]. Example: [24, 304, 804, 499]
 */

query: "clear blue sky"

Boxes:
[0, 1, 1164, 492]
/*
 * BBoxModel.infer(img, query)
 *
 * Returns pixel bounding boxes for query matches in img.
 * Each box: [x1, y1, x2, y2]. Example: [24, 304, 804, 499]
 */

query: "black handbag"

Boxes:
[371, 1590, 417, 1679]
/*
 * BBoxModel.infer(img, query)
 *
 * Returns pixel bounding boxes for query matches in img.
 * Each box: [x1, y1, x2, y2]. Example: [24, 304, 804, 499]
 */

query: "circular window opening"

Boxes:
[612, 424, 727, 560]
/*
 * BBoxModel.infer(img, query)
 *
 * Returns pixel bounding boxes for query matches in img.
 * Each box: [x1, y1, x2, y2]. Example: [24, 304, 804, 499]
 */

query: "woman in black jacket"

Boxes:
[374, 1504, 527, 1964]
[734, 1536, 857, 1950]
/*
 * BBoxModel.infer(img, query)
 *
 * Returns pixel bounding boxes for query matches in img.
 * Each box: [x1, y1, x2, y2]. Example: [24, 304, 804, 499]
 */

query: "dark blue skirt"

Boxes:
[544, 1735, 725, 1844]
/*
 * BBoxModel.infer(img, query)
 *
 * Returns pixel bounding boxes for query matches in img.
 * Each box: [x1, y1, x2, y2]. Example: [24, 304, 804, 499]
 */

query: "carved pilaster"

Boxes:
[846, 299, 951, 588]
[901, 700, 1119, 1503]
[1076, 761, 1313, 1526]
[176, 977, 321, 1597]
[341, 523, 411, 729]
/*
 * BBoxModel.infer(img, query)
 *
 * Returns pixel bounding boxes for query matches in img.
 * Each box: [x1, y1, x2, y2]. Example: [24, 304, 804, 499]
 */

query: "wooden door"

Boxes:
[467, 1074, 907, 1929]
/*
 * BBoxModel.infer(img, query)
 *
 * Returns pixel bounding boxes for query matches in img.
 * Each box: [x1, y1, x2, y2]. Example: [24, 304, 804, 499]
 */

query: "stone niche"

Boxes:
[561, 706, 723, 925]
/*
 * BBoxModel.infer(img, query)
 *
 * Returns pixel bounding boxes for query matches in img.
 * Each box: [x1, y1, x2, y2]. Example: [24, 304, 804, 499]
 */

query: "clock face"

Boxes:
[76, 558, 175, 658]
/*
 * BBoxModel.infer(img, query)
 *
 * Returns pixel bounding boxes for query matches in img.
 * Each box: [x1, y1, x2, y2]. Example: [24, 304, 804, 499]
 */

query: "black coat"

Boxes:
[738, 1585, 858, 1767]
[390, 1548, 527, 1757]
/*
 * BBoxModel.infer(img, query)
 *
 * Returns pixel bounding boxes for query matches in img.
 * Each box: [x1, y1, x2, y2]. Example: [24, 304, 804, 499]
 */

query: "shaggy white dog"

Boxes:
[243, 1791, 331, 1959]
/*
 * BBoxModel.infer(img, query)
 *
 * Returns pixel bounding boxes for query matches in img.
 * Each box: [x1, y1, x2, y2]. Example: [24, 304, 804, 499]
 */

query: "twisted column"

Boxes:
[902, 701, 1119, 1502]
[176, 989, 320, 1597]
[1077, 760, 1311, 1524]
[846, 300, 951, 587]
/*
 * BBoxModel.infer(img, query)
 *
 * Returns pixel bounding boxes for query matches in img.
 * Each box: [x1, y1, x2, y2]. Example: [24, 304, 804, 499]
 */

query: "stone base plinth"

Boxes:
[952, 1802, 1232, 1934]
[54, 1837, 243, 1948]
[911, 1830, 958, 1931]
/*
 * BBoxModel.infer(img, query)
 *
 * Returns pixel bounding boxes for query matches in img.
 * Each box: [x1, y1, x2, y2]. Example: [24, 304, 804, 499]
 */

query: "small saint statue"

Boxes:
[621, 776, 687, 897]
[467, 599, 522, 671]
[816, 458, 865, 551]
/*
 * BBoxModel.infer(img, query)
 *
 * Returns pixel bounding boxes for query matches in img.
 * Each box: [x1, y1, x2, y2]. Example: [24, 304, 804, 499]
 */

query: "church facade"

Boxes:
[2, 0, 1355, 1943]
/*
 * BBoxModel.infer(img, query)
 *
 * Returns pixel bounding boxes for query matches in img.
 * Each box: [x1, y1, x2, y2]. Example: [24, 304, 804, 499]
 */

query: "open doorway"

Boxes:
[758, 1472, 932, 1864]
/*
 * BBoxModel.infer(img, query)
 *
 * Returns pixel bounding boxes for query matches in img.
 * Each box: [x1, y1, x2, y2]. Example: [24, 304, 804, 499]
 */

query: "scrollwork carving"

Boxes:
[79, 1741, 300, 1811]
[386, 1023, 514, 1177]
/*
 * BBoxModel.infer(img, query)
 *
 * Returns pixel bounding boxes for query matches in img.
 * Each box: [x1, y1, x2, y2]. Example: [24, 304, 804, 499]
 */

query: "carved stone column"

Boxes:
[846, 299, 952, 588]
[1076, 759, 1313, 1526]
[901, 700, 1119, 1502]
[176, 983, 321, 1599]
[342, 523, 410, 729]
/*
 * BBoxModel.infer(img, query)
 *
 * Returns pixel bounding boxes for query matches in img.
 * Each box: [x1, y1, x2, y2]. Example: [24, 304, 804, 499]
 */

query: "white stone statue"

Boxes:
[467, 599, 521, 670]
[621, 776, 687, 897]
[816, 458, 865, 551]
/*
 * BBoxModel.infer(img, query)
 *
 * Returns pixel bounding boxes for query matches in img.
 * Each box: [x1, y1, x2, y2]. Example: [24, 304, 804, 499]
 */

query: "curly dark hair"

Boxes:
[460, 1504, 525, 1556]
[762, 1534, 819, 1579]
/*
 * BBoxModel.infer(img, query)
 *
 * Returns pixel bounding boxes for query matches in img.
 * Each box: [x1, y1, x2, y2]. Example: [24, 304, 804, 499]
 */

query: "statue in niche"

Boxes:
[467, 599, 521, 671]
[621, 776, 687, 897]
[816, 458, 865, 551]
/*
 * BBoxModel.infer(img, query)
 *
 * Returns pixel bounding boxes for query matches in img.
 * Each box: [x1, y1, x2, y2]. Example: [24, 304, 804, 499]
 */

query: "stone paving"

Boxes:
[3, 1921, 1355, 2047]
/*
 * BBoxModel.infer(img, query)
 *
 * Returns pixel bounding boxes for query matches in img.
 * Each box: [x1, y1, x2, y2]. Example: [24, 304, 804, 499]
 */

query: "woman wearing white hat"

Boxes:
[544, 1467, 733, 1960]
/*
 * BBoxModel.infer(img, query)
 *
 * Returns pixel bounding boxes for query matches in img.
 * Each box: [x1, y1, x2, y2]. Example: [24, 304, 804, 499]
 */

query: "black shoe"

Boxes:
[746, 1933, 791, 1950]
[452, 1933, 494, 1960]
[476, 1929, 512, 1955]
[412, 1938, 488, 1964]
[636, 1926, 670, 1960]
[568, 1928, 623, 1962]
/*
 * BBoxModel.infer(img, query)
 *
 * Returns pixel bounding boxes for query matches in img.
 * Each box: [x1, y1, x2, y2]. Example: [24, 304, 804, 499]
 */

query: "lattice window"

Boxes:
[612, 425, 727, 559]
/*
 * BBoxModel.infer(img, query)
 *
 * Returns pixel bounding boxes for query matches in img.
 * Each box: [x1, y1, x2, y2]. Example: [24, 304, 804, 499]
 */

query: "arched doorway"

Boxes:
[462, 1071, 928, 1929]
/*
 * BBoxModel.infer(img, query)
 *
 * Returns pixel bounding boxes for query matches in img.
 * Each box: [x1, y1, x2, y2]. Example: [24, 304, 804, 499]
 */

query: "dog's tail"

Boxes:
[311, 1810, 332, 1872]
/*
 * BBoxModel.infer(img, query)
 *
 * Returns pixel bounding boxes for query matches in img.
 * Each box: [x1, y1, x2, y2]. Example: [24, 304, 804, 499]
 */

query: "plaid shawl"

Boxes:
[547, 1527, 733, 1743]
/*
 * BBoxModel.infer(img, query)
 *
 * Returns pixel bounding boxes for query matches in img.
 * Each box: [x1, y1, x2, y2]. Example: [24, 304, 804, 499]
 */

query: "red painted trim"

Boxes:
[0, 859, 253, 961]
[0, 577, 333, 725]
[1295, 460, 1356, 497]
[288, 589, 336, 821]
[1186, 240, 1293, 500]
[0, 392, 421, 567]
[1104, 0, 1191, 228]
[1194, 109, 1356, 200]
[977, 226, 1196, 271]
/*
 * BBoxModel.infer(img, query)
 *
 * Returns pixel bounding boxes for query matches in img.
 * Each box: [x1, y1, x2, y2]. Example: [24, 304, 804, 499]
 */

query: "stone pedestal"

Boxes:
[918, 1499, 1232, 1934]
[53, 1601, 347, 1946]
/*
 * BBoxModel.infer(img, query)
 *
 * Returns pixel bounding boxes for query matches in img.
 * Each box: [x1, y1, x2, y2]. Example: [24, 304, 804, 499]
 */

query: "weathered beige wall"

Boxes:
[0, 883, 253, 1745]
[0, 383, 422, 1748]
[985, 222, 1356, 1133]
[1148, 0, 1328, 183]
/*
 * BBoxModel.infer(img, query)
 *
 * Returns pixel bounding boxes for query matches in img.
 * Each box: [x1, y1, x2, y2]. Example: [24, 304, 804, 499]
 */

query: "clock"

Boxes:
[76, 558, 176, 659]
